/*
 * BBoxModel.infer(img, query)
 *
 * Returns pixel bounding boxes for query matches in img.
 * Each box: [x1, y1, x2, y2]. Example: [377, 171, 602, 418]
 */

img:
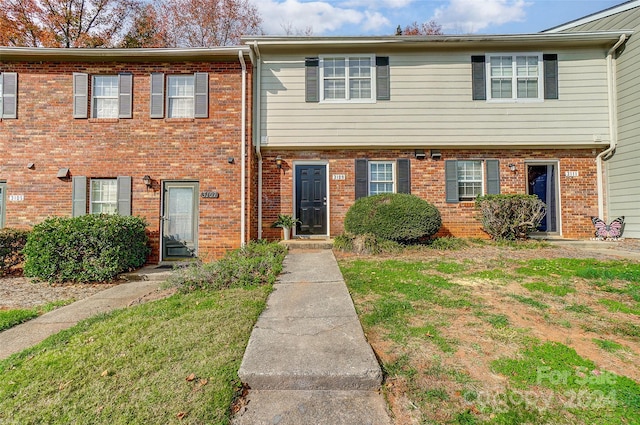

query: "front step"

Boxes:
[280, 239, 334, 250]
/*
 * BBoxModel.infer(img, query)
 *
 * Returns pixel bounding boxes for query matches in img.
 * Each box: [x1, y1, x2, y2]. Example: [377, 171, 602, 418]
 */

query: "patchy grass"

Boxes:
[338, 250, 640, 424]
[0, 300, 72, 331]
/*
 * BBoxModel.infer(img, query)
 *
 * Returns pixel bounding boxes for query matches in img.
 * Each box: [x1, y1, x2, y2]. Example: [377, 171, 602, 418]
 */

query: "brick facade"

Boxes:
[261, 149, 601, 240]
[0, 55, 253, 262]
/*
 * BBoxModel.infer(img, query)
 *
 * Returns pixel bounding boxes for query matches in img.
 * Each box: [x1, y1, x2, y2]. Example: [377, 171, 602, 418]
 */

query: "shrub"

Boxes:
[170, 240, 287, 292]
[427, 236, 469, 251]
[475, 194, 546, 240]
[344, 193, 441, 243]
[23, 214, 150, 283]
[0, 228, 29, 275]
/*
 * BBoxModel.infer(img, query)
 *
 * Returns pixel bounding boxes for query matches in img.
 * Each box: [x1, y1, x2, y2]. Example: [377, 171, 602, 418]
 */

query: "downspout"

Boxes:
[252, 41, 264, 239]
[239, 50, 247, 246]
[597, 34, 627, 219]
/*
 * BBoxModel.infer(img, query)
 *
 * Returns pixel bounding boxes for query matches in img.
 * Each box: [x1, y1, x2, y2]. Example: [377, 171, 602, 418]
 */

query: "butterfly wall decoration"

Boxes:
[591, 216, 625, 240]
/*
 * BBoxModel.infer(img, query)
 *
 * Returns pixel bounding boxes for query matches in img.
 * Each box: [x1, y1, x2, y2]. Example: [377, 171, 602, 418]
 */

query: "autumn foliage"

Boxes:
[397, 20, 443, 36]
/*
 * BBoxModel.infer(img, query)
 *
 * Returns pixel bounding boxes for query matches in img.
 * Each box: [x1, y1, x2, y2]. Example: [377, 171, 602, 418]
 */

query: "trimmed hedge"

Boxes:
[344, 193, 441, 242]
[0, 228, 29, 275]
[23, 214, 150, 283]
[475, 194, 546, 240]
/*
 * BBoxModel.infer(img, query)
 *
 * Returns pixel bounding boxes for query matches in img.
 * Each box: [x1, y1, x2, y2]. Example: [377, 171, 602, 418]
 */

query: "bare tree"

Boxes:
[397, 20, 443, 36]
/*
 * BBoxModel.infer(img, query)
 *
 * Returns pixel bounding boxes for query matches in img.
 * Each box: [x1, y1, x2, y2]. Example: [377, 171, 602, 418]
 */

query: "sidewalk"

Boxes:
[0, 267, 172, 360]
[233, 249, 392, 425]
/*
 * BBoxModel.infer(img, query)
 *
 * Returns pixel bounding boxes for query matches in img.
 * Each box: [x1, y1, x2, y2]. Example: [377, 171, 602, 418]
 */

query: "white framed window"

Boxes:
[369, 161, 395, 195]
[487, 53, 542, 101]
[0, 76, 3, 117]
[92, 76, 119, 118]
[320, 55, 375, 102]
[90, 179, 118, 214]
[167, 75, 195, 118]
[457, 160, 483, 200]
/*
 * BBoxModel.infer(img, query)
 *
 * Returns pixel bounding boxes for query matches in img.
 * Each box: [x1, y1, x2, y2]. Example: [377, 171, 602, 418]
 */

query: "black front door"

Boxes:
[295, 165, 327, 236]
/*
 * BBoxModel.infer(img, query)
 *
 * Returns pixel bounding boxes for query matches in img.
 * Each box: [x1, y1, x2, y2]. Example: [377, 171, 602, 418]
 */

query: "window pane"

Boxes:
[168, 75, 195, 118]
[92, 76, 119, 118]
[323, 58, 346, 78]
[369, 162, 394, 195]
[0, 78, 3, 116]
[517, 78, 538, 98]
[91, 179, 117, 214]
[324, 79, 346, 100]
[491, 79, 512, 98]
[516, 56, 538, 76]
[349, 57, 371, 78]
[168, 76, 194, 97]
[490, 56, 512, 77]
[457, 161, 482, 199]
[93, 76, 118, 97]
[349, 79, 371, 99]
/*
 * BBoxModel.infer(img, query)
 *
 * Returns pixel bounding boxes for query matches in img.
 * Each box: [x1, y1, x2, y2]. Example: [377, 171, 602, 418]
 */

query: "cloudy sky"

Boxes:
[251, 0, 625, 36]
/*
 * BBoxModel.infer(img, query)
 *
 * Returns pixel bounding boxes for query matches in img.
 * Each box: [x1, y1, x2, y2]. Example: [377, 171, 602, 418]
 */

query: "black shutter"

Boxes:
[305, 58, 320, 103]
[376, 56, 390, 101]
[72, 176, 87, 216]
[471, 56, 486, 101]
[445, 160, 459, 203]
[396, 158, 410, 194]
[485, 160, 500, 195]
[543, 54, 558, 100]
[355, 159, 368, 199]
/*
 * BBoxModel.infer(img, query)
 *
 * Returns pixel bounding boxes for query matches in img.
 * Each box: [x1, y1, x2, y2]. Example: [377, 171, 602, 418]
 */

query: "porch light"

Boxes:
[142, 175, 152, 188]
[57, 168, 70, 179]
[275, 156, 283, 169]
[508, 163, 517, 172]
[414, 149, 426, 160]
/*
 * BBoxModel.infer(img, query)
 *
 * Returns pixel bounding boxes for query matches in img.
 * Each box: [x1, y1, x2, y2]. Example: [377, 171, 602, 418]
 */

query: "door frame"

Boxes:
[292, 161, 330, 238]
[525, 160, 562, 236]
[0, 181, 6, 229]
[160, 180, 200, 261]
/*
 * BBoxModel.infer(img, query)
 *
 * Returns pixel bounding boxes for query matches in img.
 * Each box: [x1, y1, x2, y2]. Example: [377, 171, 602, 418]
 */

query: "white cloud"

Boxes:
[432, 0, 530, 33]
[253, 0, 391, 35]
[342, 0, 415, 8]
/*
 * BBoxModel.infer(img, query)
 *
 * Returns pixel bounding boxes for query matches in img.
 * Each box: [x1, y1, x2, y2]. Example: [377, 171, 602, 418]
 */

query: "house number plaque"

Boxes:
[201, 191, 219, 199]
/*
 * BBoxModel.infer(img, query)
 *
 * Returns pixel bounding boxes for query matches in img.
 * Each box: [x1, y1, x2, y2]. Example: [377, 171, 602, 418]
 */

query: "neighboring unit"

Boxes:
[244, 32, 631, 240]
[0, 47, 254, 262]
[545, 0, 640, 238]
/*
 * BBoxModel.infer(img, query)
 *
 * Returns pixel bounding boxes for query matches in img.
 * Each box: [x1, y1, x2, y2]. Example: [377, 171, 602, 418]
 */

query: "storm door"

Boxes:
[295, 164, 327, 236]
[527, 163, 559, 233]
[162, 181, 199, 259]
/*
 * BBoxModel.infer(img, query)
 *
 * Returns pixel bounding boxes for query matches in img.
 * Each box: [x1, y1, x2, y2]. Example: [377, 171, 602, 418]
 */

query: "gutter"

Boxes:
[239, 50, 247, 247]
[252, 41, 264, 240]
[597, 34, 628, 219]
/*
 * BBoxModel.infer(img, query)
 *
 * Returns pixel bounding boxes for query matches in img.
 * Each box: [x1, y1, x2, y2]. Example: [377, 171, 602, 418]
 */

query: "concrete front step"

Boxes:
[232, 390, 392, 425]
[280, 239, 334, 250]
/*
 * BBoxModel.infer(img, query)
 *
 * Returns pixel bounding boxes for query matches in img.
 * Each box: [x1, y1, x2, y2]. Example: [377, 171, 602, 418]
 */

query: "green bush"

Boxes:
[344, 193, 441, 243]
[475, 194, 546, 240]
[0, 228, 29, 275]
[170, 240, 287, 292]
[23, 215, 150, 283]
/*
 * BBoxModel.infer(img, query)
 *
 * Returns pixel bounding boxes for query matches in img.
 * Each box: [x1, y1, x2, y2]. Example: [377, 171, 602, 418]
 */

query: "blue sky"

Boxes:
[252, 0, 626, 36]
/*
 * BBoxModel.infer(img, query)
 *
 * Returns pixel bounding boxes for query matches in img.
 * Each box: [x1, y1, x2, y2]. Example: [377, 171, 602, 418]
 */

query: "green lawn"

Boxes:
[0, 300, 72, 331]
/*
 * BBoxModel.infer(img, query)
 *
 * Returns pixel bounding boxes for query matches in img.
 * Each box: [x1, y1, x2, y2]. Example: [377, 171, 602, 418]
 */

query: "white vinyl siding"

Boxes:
[320, 56, 374, 102]
[457, 160, 483, 200]
[258, 50, 610, 148]
[369, 161, 394, 195]
[90, 179, 118, 214]
[487, 54, 542, 101]
[167, 75, 195, 118]
[92, 76, 119, 118]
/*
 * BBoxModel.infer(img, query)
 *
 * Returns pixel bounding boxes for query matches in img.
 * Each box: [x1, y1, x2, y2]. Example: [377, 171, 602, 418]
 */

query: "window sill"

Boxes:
[88, 118, 120, 123]
[164, 118, 196, 122]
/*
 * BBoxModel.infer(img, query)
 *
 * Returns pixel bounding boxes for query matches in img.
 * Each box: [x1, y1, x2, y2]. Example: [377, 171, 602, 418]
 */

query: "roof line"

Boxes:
[543, 0, 640, 33]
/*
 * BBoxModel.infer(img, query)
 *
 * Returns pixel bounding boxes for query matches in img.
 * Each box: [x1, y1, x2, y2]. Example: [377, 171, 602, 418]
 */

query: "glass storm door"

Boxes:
[162, 181, 199, 259]
[295, 165, 327, 236]
[527, 164, 558, 233]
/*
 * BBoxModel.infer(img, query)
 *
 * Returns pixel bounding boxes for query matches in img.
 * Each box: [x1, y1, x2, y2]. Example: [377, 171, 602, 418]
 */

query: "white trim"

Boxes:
[319, 55, 376, 103]
[89, 178, 118, 214]
[524, 160, 562, 236]
[166, 74, 196, 118]
[456, 159, 485, 201]
[544, 1, 640, 33]
[292, 161, 330, 238]
[91, 75, 119, 119]
[368, 160, 395, 195]
[485, 53, 544, 102]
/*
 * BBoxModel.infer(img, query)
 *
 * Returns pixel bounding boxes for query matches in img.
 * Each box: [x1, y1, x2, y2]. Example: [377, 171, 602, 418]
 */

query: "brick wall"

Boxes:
[261, 148, 601, 240]
[0, 59, 253, 262]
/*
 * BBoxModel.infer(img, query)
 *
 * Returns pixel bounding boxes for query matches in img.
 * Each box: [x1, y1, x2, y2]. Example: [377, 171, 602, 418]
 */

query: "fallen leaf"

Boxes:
[186, 373, 196, 382]
[101, 370, 109, 377]
[199, 378, 208, 386]
[177, 411, 188, 420]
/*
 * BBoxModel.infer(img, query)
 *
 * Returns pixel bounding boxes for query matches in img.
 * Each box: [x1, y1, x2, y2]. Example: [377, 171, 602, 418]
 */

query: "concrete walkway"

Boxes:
[0, 268, 171, 360]
[233, 250, 392, 425]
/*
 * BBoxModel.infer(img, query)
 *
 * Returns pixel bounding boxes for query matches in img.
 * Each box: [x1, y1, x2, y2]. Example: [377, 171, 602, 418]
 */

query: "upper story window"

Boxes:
[369, 161, 395, 195]
[0, 72, 18, 119]
[150, 72, 208, 119]
[320, 56, 375, 102]
[92, 76, 119, 118]
[90, 179, 118, 214]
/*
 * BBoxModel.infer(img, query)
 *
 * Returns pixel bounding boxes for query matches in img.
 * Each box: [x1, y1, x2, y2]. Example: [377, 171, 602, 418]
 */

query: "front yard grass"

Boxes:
[339, 249, 640, 424]
[0, 286, 270, 424]
[0, 300, 72, 332]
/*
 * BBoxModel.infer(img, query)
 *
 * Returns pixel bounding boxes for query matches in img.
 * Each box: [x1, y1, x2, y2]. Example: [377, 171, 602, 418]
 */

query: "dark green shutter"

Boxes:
[118, 73, 133, 118]
[305, 58, 319, 103]
[485, 160, 500, 195]
[1, 72, 17, 118]
[117, 176, 132, 216]
[445, 160, 459, 203]
[72, 176, 87, 216]
[543, 54, 558, 100]
[194, 72, 208, 118]
[397, 158, 410, 194]
[471, 56, 486, 101]
[73, 73, 88, 118]
[355, 159, 368, 199]
[150, 73, 164, 118]
[376, 56, 390, 101]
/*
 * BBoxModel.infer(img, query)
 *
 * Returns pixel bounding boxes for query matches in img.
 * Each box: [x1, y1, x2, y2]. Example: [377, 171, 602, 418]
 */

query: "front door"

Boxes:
[527, 163, 559, 233]
[295, 164, 327, 236]
[162, 181, 199, 259]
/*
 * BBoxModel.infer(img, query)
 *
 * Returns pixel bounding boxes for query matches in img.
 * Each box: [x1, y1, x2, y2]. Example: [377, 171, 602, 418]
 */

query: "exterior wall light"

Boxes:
[275, 156, 283, 169]
[508, 163, 517, 172]
[143, 175, 152, 188]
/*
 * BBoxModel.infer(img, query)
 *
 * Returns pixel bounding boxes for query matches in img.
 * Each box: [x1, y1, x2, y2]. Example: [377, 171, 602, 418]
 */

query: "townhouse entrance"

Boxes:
[295, 164, 328, 236]
[527, 163, 559, 233]
[161, 181, 199, 259]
